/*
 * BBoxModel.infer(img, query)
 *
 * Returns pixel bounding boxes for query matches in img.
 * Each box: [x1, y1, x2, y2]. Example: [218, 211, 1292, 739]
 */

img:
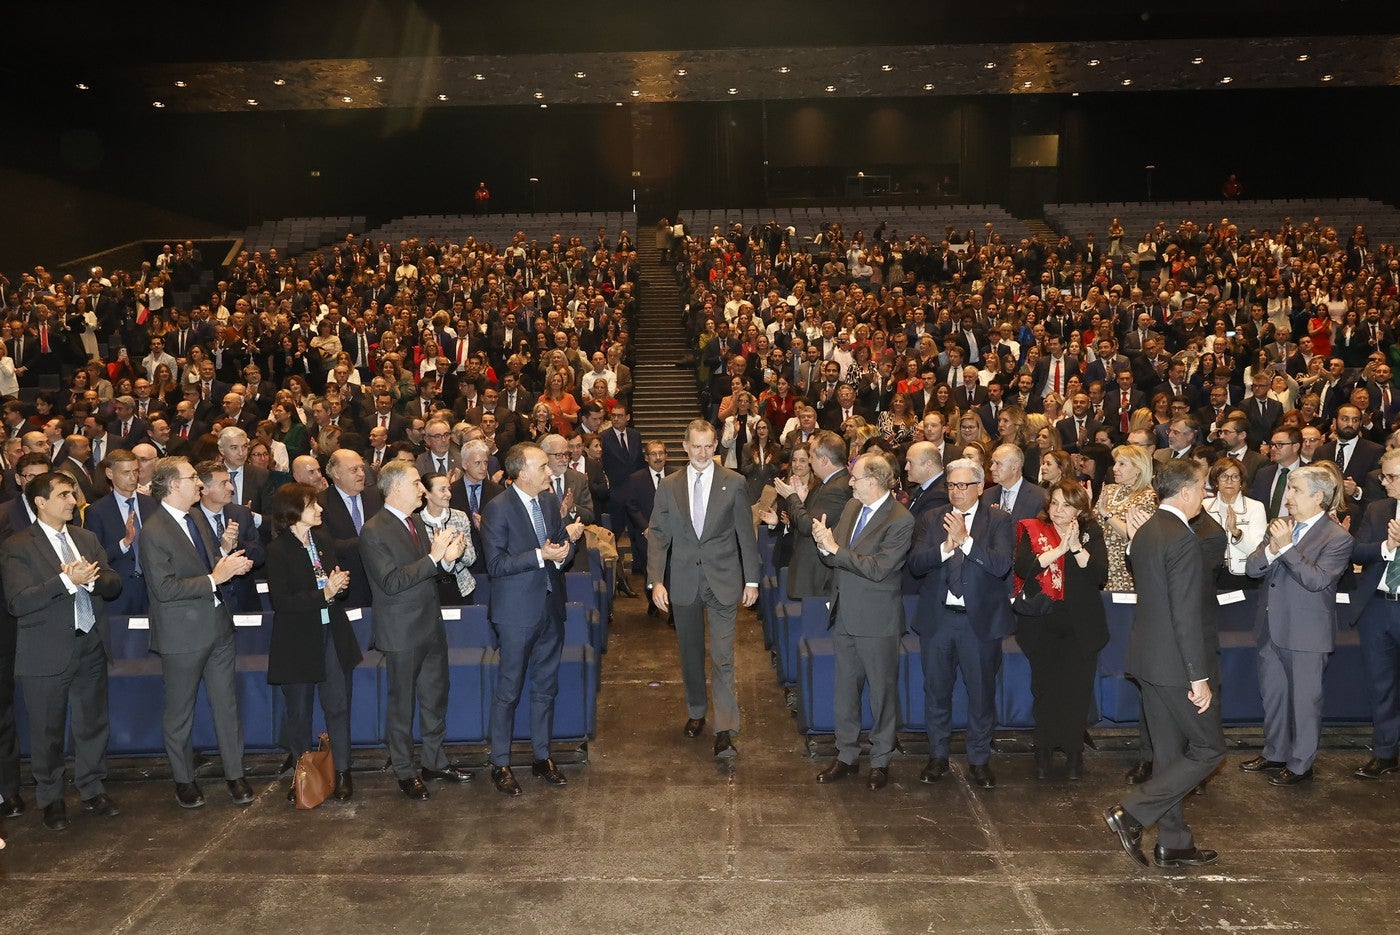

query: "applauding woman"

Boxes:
[266, 483, 363, 804]
[1013, 480, 1109, 780]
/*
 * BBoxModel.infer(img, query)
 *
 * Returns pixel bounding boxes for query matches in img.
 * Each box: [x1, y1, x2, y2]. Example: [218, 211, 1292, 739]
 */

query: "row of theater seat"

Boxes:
[10, 549, 614, 760]
[754, 528, 1371, 737]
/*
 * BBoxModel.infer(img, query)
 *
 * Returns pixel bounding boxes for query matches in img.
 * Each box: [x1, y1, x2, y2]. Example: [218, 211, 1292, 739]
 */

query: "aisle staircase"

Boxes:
[631, 233, 699, 459]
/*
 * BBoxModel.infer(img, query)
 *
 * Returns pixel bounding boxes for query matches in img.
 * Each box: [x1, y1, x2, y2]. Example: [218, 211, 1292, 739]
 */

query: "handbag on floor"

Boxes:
[293, 733, 335, 810]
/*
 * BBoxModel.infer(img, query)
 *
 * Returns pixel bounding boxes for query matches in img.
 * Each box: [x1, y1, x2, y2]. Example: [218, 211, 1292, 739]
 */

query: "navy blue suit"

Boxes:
[901, 476, 950, 595]
[200, 502, 266, 613]
[481, 486, 575, 765]
[906, 503, 1015, 763]
[600, 427, 644, 528]
[623, 466, 666, 575]
[83, 491, 159, 615]
[1347, 498, 1400, 760]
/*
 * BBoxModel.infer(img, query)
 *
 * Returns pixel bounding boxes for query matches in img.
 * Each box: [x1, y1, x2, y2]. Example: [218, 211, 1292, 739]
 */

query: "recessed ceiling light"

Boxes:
[152, 101, 165, 109]
[615, 101, 624, 106]
[174, 80, 187, 88]
[922, 83, 935, 91]
[984, 62, 997, 70]
[272, 78, 286, 86]
[1022, 81, 1033, 88]
[824, 85, 836, 92]
[675, 68, 687, 77]
[437, 93, 448, 101]
[1087, 59, 1101, 67]
[533, 91, 544, 99]
[1322, 73, 1334, 82]
[1191, 56, 1204, 65]
[246, 99, 259, 106]
[75, 83, 89, 91]
[777, 66, 790, 74]
[473, 73, 485, 81]
[880, 64, 893, 72]
[1297, 54, 1310, 62]
[1219, 76, 1233, 84]
[727, 87, 738, 95]
[341, 96, 353, 103]
[630, 89, 641, 97]
[539, 103, 548, 109]
[372, 76, 384, 84]
[1071, 92, 1080, 97]
[1121, 78, 1132, 86]
[574, 71, 586, 79]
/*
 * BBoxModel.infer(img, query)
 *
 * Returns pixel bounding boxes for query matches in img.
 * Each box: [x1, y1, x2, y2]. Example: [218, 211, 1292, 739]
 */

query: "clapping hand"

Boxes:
[565, 519, 585, 542]
[1124, 503, 1151, 541]
[324, 566, 350, 600]
[560, 487, 575, 518]
[1267, 517, 1295, 552]
[62, 559, 100, 587]
[1386, 517, 1400, 551]
[772, 477, 795, 499]
[757, 507, 779, 526]
[942, 509, 968, 551]
[541, 539, 570, 563]
[811, 513, 837, 553]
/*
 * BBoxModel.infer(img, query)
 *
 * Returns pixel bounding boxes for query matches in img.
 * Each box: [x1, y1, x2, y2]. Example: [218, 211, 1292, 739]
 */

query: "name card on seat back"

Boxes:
[128, 617, 149, 630]
[234, 614, 263, 627]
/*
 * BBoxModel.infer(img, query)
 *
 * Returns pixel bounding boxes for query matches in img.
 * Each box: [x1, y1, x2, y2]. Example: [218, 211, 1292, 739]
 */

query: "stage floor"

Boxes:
[2, 586, 1398, 934]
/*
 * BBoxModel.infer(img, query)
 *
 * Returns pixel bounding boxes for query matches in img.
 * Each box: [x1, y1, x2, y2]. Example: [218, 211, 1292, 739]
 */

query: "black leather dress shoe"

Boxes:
[278, 753, 296, 776]
[1066, 750, 1085, 781]
[492, 766, 522, 797]
[1103, 804, 1148, 867]
[1239, 755, 1287, 772]
[968, 763, 996, 789]
[398, 776, 431, 800]
[333, 771, 353, 800]
[713, 730, 737, 759]
[1125, 760, 1153, 784]
[532, 758, 568, 786]
[616, 575, 639, 598]
[1268, 767, 1314, 786]
[175, 782, 205, 809]
[866, 767, 889, 791]
[1032, 750, 1052, 780]
[1354, 756, 1399, 780]
[421, 766, 474, 783]
[1153, 844, 1219, 868]
[42, 800, 69, 831]
[0, 795, 26, 819]
[816, 760, 860, 783]
[920, 757, 950, 784]
[193, 753, 215, 775]
[683, 717, 706, 738]
[82, 793, 120, 817]
[1082, 730, 1099, 751]
[227, 778, 255, 806]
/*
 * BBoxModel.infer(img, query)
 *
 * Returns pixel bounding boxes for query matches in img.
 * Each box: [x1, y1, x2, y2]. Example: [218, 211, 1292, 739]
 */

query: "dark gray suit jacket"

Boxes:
[141, 506, 231, 655]
[359, 507, 444, 652]
[782, 467, 851, 599]
[820, 495, 915, 638]
[647, 464, 759, 606]
[1245, 514, 1354, 653]
[1125, 509, 1209, 686]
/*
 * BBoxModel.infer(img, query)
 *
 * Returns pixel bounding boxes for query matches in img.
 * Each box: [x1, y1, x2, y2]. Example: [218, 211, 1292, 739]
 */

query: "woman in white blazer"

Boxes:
[1202, 457, 1266, 589]
[719, 393, 763, 470]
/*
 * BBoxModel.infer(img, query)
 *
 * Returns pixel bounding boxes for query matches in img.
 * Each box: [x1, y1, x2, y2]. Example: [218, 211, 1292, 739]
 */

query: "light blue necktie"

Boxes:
[127, 496, 142, 575]
[529, 497, 548, 546]
[850, 505, 872, 545]
[691, 471, 706, 538]
[57, 532, 96, 634]
[1291, 521, 1305, 545]
[349, 494, 363, 534]
[469, 483, 481, 515]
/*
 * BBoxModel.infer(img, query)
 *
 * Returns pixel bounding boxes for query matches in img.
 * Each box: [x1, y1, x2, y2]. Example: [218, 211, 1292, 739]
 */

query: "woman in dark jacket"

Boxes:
[1013, 479, 1109, 780]
[266, 482, 363, 803]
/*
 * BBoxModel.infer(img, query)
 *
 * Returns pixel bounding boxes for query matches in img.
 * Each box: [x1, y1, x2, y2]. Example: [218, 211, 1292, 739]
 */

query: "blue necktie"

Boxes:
[469, 483, 481, 515]
[850, 505, 872, 545]
[1291, 521, 1305, 545]
[127, 496, 142, 576]
[184, 513, 213, 571]
[56, 532, 96, 633]
[349, 495, 363, 534]
[530, 497, 548, 546]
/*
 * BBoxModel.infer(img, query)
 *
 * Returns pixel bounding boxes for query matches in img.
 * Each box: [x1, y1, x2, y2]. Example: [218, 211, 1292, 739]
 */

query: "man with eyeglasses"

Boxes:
[141, 457, 257, 810]
[811, 452, 915, 791]
[1345, 448, 1400, 781]
[539, 433, 594, 527]
[1216, 418, 1265, 488]
[1250, 428, 1304, 520]
[414, 418, 456, 481]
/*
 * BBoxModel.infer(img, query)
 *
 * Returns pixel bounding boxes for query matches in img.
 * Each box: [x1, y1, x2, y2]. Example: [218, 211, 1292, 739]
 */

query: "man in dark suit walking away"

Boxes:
[480, 442, 581, 796]
[1105, 458, 1224, 869]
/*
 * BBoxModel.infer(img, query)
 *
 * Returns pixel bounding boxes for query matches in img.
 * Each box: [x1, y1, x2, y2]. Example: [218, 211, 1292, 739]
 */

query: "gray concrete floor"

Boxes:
[2, 586, 1398, 934]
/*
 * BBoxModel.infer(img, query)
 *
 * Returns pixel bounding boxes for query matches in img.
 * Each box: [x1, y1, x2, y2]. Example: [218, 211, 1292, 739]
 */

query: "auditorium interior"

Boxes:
[3, 2, 1400, 932]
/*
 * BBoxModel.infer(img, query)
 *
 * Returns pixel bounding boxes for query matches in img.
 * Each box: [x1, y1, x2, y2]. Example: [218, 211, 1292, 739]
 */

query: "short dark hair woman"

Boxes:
[265, 482, 363, 803]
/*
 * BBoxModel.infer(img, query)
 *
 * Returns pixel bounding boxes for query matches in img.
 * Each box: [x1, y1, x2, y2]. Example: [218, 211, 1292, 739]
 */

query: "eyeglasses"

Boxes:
[1268, 440, 1298, 448]
[948, 481, 981, 491]
[424, 432, 448, 440]
[1381, 473, 1400, 484]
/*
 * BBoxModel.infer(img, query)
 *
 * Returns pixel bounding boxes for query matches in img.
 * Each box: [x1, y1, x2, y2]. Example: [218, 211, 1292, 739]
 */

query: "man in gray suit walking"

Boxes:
[648, 420, 760, 759]
[811, 452, 915, 791]
[1, 473, 122, 831]
[359, 460, 470, 800]
[1105, 459, 1224, 869]
[142, 457, 256, 809]
[1243, 464, 1354, 785]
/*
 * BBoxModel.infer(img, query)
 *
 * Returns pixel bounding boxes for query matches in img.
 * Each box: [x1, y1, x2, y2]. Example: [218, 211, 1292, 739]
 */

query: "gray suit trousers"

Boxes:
[832, 621, 900, 767]
[672, 583, 740, 734]
[1257, 634, 1329, 773]
[383, 637, 450, 779]
[23, 627, 109, 807]
[161, 630, 244, 783]
[1123, 680, 1225, 850]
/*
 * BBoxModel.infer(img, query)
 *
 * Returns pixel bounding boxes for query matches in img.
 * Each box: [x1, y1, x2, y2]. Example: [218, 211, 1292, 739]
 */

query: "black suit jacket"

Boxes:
[448, 475, 504, 574]
[317, 485, 384, 607]
[1125, 510, 1212, 686]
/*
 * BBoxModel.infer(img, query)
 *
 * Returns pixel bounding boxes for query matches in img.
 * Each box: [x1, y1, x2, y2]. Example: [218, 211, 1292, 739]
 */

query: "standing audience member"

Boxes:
[1348, 448, 1400, 780]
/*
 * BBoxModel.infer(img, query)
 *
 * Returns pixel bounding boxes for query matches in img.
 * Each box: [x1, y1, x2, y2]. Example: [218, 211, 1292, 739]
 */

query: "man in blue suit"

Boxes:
[1346, 448, 1400, 780]
[83, 450, 157, 615]
[983, 444, 1047, 523]
[623, 441, 670, 616]
[906, 457, 1015, 788]
[599, 404, 644, 590]
[481, 442, 580, 797]
[194, 461, 266, 614]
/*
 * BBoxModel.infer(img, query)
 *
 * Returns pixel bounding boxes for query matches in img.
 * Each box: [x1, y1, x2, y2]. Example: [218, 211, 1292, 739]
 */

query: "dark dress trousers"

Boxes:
[1122, 509, 1225, 851]
[481, 487, 574, 765]
[0, 523, 121, 808]
[143, 506, 247, 784]
[907, 503, 1015, 764]
[266, 528, 364, 771]
[359, 507, 452, 780]
[1348, 498, 1400, 760]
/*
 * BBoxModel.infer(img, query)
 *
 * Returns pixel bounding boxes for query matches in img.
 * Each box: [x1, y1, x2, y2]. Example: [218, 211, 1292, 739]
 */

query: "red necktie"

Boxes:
[1052, 358, 1061, 394]
[40, 325, 49, 354]
[1120, 392, 1129, 433]
[404, 516, 421, 550]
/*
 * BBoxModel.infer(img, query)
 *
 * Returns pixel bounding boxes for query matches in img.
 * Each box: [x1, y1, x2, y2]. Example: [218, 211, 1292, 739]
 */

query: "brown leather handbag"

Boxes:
[293, 733, 335, 810]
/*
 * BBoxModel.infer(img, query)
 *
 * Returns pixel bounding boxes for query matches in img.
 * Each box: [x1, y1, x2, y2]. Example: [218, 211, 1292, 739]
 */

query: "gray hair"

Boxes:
[459, 439, 490, 462]
[992, 443, 1025, 469]
[217, 426, 249, 451]
[944, 457, 984, 485]
[377, 458, 418, 497]
[1289, 463, 1336, 505]
[149, 456, 190, 502]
